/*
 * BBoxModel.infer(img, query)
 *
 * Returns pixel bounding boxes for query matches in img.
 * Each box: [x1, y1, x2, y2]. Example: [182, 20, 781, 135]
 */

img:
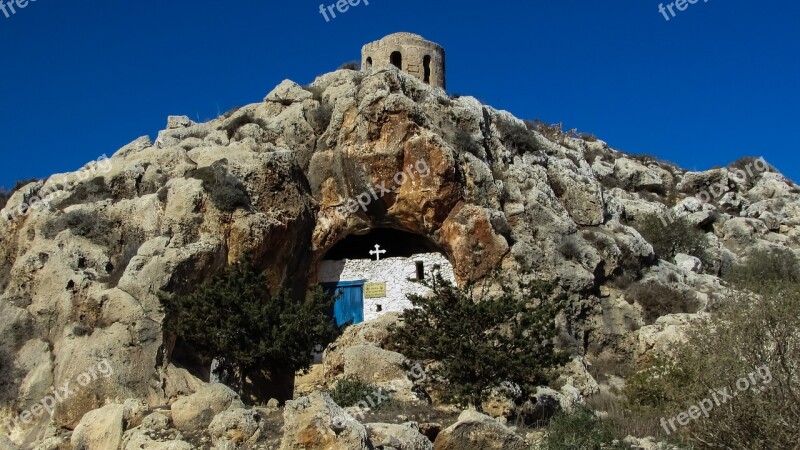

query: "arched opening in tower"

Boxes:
[423, 55, 431, 84]
[318, 228, 456, 324]
[365, 56, 373, 69]
[390, 51, 402, 70]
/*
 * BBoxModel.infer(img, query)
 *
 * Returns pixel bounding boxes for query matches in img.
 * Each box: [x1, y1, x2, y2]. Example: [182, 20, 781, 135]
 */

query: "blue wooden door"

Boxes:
[322, 280, 365, 326]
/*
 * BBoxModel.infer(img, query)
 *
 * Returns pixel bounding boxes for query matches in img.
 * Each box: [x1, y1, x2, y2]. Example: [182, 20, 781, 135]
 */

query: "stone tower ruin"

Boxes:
[361, 32, 446, 90]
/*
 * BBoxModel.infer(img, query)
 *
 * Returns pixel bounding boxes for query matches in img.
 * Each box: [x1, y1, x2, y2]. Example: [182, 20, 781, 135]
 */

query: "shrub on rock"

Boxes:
[389, 271, 567, 409]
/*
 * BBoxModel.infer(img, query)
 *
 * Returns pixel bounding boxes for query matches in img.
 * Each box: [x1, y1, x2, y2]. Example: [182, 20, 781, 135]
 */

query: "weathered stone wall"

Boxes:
[317, 252, 455, 322]
[361, 32, 446, 90]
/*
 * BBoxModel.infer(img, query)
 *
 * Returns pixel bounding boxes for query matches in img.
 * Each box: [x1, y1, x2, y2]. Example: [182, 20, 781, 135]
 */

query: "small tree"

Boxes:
[389, 271, 568, 409]
[161, 257, 339, 400]
[634, 213, 710, 266]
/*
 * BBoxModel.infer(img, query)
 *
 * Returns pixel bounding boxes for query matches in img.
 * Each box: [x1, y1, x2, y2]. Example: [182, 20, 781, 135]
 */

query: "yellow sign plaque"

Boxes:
[364, 282, 387, 299]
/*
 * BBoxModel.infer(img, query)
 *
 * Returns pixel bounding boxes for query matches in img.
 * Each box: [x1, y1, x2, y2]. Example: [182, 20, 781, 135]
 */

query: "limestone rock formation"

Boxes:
[1, 62, 799, 448]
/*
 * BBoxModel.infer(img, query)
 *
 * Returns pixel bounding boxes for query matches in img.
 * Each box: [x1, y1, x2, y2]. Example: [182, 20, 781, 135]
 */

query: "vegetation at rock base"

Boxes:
[625, 282, 700, 325]
[539, 406, 629, 450]
[161, 257, 339, 398]
[328, 376, 391, 410]
[389, 270, 568, 409]
[622, 249, 800, 449]
[723, 246, 800, 288]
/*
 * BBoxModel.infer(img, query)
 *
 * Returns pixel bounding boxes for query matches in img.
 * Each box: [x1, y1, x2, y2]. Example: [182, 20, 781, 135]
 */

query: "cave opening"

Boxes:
[323, 228, 441, 260]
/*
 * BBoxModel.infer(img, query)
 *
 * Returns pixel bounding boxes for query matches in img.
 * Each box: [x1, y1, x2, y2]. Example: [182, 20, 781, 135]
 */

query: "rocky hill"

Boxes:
[1, 65, 798, 449]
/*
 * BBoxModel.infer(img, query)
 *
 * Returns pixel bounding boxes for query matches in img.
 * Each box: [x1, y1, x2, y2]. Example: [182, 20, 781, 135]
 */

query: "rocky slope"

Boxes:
[1, 64, 798, 448]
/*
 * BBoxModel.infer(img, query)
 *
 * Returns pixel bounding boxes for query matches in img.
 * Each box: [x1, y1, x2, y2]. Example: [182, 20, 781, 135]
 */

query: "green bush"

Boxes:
[723, 247, 800, 291]
[389, 271, 567, 409]
[559, 235, 584, 261]
[338, 61, 360, 71]
[310, 103, 334, 133]
[189, 161, 250, 213]
[540, 406, 628, 450]
[623, 357, 691, 410]
[625, 282, 700, 325]
[161, 257, 339, 397]
[56, 177, 113, 209]
[499, 121, 542, 154]
[328, 376, 390, 409]
[453, 128, 483, 156]
[633, 213, 709, 267]
[42, 210, 115, 243]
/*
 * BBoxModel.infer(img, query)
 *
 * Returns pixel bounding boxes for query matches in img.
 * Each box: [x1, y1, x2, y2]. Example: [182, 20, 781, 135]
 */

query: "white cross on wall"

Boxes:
[369, 244, 387, 261]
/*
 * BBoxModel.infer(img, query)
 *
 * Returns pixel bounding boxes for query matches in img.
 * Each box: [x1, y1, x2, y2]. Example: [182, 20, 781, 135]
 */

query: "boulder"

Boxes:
[558, 356, 600, 397]
[171, 383, 244, 432]
[279, 392, 370, 450]
[161, 363, 206, 401]
[674, 253, 702, 273]
[323, 312, 400, 381]
[208, 408, 260, 445]
[721, 218, 769, 248]
[71, 404, 126, 450]
[613, 158, 665, 191]
[677, 169, 729, 194]
[264, 79, 314, 104]
[343, 345, 407, 383]
[433, 410, 526, 450]
[748, 172, 793, 201]
[547, 159, 604, 226]
[166, 115, 194, 129]
[140, 412, 171, 432]
[636, 313, 704, 361]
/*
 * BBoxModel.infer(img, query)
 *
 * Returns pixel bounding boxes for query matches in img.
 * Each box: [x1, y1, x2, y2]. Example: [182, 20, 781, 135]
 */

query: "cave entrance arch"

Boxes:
[390, 51, 402, 70]
[318, 228, 456, 323]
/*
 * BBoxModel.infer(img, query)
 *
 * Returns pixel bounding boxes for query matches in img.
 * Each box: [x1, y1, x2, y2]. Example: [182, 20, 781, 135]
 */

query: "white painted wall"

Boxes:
[318, 252, 456, 322]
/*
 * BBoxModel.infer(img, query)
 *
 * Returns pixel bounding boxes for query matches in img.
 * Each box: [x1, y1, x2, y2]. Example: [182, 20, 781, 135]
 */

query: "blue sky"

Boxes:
[0, 0, 797, 189]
